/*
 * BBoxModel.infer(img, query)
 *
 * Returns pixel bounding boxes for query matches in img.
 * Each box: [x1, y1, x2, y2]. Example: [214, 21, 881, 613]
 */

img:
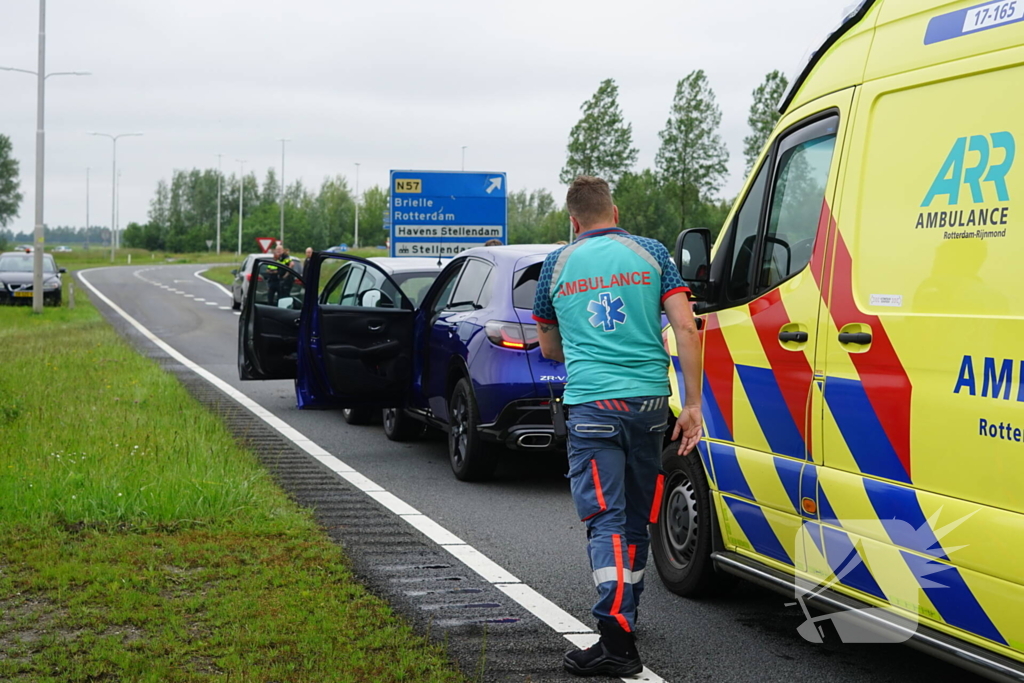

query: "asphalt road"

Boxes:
[82, 263, 986, 683]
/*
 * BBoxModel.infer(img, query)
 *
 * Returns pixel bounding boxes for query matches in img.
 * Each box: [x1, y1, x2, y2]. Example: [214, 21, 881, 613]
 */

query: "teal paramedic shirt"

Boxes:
[532, 227, 689, 406]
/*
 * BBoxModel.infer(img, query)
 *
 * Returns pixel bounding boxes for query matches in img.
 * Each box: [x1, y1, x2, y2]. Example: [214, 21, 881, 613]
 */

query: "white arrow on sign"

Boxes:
[486, 176, 503, 194]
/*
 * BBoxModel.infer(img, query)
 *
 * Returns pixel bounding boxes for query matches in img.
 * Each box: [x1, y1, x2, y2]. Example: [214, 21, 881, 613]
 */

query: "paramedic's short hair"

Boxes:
[566, 176, 614, 228]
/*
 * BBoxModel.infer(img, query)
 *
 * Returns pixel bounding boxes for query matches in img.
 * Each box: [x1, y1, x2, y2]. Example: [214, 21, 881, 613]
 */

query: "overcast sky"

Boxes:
[1, 0, 846, 233]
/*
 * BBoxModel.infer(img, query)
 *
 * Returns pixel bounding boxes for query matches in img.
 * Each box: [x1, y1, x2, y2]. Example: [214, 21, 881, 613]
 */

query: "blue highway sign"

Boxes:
[389, 170, 507, 258]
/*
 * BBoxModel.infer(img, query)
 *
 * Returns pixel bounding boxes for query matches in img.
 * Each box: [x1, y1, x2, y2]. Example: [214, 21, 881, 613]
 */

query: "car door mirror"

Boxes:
[58, 267, 67, 274]
[359, 289, 394, 308]
[676, 228, 711, 301]
[231, 269, 238, 276]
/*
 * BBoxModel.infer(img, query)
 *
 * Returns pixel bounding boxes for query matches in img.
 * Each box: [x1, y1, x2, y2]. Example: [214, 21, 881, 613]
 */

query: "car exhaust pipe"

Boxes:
[516, 433, 553, 449]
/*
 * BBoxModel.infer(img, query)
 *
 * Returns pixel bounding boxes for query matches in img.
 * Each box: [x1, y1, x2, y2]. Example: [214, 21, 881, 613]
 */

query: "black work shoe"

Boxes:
[563, 621, 642, 677]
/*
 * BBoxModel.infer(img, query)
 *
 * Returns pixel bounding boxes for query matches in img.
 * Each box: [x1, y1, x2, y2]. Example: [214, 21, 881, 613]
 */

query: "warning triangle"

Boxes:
[257, 238, 275, 253]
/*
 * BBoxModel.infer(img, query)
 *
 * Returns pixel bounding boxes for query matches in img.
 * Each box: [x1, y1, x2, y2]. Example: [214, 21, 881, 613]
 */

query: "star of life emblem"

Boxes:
[588, 292, 627, 332]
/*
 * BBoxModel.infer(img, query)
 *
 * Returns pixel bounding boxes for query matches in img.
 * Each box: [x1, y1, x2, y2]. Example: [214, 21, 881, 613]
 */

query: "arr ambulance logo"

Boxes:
[588, 293, 626, 331]
[916, 132, 1015, 236]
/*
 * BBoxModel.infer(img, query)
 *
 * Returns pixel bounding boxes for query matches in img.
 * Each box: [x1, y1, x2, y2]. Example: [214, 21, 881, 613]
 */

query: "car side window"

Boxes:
[759, 119, 838, 291]
[429, 263, 465, 317]
[448, 259, 493, 311]
[322, 263, 354, 305]
[725, 162, 770, 302]
[252, 261, 304, 309]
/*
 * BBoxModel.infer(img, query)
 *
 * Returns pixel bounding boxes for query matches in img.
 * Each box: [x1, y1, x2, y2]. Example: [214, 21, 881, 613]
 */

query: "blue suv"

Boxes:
[238, 246, 567, 480]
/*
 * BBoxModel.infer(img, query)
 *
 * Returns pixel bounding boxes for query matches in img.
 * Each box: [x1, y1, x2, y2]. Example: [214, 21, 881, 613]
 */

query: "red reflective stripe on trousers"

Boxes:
[611, 534, 631, 633]
[649, 473, 665, 524]
[591, 460, 607, 513]
[628, 544, 637, 570]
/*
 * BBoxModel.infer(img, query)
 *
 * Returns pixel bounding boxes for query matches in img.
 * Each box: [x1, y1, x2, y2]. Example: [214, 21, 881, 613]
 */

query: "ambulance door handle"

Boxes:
[779, 331, 808, 343]
[838, 332, 872, 345]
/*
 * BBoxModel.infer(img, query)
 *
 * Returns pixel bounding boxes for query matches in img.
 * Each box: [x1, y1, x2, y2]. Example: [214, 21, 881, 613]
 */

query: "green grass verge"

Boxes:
[0, 292, 465, 683]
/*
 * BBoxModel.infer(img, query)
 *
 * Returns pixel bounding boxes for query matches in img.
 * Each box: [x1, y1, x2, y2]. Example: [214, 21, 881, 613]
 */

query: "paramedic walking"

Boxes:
[532, 176, 703, 677]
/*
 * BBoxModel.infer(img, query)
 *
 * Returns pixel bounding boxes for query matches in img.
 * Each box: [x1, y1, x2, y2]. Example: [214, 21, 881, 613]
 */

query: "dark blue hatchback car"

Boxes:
[238, 246, 567, 480]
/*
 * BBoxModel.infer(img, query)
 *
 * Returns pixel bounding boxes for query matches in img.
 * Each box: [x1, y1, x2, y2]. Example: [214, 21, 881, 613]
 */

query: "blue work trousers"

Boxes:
[566, 396, 668, 633]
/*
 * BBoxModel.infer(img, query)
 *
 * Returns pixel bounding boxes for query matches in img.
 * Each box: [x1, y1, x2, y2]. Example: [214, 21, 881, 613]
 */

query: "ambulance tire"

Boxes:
[382, 407, 425, 442]
[651, 442, 736, 598]
[448, 378, 498, 482]
[343, 407, 375, 425]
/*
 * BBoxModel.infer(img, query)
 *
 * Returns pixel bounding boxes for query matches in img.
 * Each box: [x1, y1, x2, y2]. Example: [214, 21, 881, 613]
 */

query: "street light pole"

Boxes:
[215, 154, 222, 255]
[278, 138, 289, 246]
[462, 146, 467, 171]
[116, 169, 121, 245]
[1, 0, 89, 313]
[85, 167, 89, 248]
[354, 162, 362, 250]
[236, 159, 246, 256]
[89, 132, 142, 262]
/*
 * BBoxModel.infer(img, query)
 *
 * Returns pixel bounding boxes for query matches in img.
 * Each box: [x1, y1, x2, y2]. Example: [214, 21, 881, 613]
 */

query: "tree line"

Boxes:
[0, 69, 789, 253]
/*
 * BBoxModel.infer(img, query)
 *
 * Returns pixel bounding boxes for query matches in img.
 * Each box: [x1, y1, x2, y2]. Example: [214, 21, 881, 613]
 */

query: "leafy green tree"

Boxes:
[656, 70, 730, 231]
[360, 185, 389, 245]
[560, 79, 638, 187]
[508, 188, 557, 243]
[613, 170, 680, 246]
[0, 134, 24, 229]
[743, 70, 789, 174]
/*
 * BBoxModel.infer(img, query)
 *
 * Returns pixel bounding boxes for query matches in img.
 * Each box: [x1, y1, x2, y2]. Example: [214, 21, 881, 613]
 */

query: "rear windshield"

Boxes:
[512, 263, 542, 310]
[0, 255, 56, 273]
[393, 271, 439, 308]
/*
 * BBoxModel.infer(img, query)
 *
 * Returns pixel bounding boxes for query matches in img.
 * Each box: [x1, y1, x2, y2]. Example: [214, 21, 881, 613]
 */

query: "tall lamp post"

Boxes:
[85, 167, 90, 248]
[278, 138, 289, 246]
[236, 159, 247, 255]
[1, 0, 89, 313]
[89, 132, 142, 262]
[461, 146, 467, 171]
[215, 154, 223, 254]
[354, 162, 360, 249]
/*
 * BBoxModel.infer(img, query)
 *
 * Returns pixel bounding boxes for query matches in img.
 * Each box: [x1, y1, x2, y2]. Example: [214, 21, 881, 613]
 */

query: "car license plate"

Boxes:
[13, 291, 32, 298]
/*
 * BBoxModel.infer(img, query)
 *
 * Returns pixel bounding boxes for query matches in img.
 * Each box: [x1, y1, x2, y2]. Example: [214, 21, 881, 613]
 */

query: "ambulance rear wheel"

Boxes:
[651, 442, 736, 597]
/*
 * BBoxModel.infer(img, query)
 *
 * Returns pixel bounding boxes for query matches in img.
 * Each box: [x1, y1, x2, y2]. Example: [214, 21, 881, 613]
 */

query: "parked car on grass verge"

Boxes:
[0, 252, 65, 306]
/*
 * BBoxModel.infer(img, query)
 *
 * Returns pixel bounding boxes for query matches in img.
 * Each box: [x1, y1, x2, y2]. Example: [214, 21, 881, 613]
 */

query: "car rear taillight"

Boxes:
[485, 321, 539, 350]
[245, 272, 253, 282]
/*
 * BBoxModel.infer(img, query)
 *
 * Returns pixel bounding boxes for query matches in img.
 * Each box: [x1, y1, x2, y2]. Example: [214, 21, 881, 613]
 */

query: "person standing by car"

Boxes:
[532, 176, 703, 677]
[266, 245, 296, 305]
[302, 247, 313, 278]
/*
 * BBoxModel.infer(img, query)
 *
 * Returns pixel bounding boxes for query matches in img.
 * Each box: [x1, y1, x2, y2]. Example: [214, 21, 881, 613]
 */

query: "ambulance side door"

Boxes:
[697, 92, 852, 575]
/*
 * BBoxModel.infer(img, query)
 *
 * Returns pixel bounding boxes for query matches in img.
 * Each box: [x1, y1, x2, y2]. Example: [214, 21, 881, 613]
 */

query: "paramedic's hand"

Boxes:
[672, 404, 703, 456]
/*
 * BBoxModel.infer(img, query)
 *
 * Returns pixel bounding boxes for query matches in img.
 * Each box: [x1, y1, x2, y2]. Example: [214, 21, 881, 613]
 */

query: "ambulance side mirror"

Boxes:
[676, 228, 711, 301]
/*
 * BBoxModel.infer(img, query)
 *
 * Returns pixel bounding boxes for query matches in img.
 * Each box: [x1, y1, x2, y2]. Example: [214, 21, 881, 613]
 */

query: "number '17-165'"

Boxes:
[971, 1, 1019, 27]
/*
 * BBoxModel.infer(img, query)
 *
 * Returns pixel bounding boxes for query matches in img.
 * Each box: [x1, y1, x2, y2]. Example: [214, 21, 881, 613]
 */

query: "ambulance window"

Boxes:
[725, 162, 769, 302]
[759, 118, 837, 291]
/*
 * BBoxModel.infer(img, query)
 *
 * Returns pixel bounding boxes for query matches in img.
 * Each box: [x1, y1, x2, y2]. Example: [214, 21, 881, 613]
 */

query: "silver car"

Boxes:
[230, 253, 275, 310]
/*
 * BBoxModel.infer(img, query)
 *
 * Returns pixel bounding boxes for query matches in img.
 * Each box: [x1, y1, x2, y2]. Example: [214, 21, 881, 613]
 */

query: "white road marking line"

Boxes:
[194, 269, 234, 298]
[205, 302, 218, 306]
[195, 298, 206, 302]
[233, 311, 240, 316]
[183, 294, 194, 298]
[496, 584, 591, 634]
[77, 267, 662, 682]
[444, 545, 519, 583]
[219, 306, 231, 310]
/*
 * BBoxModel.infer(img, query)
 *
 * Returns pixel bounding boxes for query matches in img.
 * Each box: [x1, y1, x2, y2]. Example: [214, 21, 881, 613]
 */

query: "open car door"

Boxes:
[238, 259, 305, 380]
[296, 253, 417, 409]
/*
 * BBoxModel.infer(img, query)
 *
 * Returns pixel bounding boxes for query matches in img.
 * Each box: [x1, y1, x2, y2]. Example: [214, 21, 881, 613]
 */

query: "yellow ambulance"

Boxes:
[656, 0, 1024, 678]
